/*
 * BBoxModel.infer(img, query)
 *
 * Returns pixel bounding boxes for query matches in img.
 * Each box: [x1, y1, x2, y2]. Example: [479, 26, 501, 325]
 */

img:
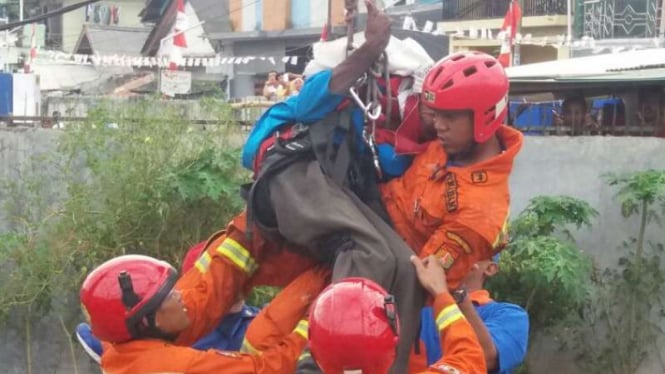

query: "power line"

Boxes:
[0, 0, 101, 31]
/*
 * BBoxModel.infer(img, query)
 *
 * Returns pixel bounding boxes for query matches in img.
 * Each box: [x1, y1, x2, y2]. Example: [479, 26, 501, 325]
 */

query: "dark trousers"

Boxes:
[268, 159, 426, 374]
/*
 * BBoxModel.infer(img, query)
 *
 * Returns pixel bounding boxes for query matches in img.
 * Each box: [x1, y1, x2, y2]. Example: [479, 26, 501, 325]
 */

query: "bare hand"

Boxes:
[364, 0, 391, 51]
[410, 255, 449, 297]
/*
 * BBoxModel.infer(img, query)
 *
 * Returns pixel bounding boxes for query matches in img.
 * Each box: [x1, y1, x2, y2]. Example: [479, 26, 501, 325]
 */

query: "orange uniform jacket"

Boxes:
[99, 229, 324, 373]
[176, 211, 315, 346]
[100, 328, 308, 374]
[381, 126, 523, 288]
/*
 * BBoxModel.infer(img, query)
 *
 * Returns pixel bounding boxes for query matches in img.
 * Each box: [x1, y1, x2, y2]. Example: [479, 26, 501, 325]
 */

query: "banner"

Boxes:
[160, 69, 191, 97]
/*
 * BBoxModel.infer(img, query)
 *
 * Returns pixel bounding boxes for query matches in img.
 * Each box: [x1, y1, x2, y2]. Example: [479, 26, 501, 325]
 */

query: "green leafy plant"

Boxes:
[0, 97, 249, 372]
[488, 196, 596, 328]
[571, 171, 665, 374]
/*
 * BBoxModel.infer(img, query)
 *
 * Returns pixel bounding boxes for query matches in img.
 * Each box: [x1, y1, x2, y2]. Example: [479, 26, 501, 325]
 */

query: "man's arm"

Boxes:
[419, 221, 496, 289]
[186, 320, 310, 374]
[241, 266, 331, 354]
[458, 299, 499, 371]
[175, 213, 264, 346]
[411, 256, 486, 374]
[328, 0, 391, 94]
[420, 293, 487, 374]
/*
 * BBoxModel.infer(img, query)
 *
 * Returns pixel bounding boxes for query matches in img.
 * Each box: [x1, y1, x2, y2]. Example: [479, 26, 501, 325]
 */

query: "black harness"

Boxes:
[241, 108, 390, 242]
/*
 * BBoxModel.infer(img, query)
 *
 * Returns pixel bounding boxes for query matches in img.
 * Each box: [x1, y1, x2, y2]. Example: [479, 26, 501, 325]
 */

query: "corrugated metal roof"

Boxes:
[506, 48, 665, 78]
[75, 25, 151, 57]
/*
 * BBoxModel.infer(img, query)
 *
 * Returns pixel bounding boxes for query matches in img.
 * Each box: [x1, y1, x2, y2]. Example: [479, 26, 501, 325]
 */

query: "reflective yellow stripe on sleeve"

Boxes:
[294, 319, 309, 339]
[240, 338, 260, 355]
[436, 304, 465, 332]
[194, 252, 212, 273]
[216, 238, 258, 274]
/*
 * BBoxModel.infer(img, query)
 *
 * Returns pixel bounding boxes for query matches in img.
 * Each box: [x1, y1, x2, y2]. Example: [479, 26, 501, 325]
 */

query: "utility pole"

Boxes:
[19, 0, 23, 21]
[513, 0, 524, 66]
[326, 0, 332, 39]
[567, 0, 573, 42]
[659, 0, 665, 41]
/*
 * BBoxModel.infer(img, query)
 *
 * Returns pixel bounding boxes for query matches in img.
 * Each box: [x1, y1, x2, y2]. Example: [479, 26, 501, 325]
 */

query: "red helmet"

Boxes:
[80, 254, 178, 343]
[308, 277, 399, 374]
[421, 51, 509, 143]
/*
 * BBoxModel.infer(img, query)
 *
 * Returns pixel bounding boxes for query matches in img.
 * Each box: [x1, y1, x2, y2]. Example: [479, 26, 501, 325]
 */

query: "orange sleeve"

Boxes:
[186, 321, 309, 374]
[174, 226, 255, 346]
[419, 293, 486, 374]
[420, 220, 496, 289]
[242, 266, 330, 353]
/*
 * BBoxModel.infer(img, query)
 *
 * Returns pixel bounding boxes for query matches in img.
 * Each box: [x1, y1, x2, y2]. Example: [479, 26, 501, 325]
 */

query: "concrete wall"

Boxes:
[1, 129, 664, 373]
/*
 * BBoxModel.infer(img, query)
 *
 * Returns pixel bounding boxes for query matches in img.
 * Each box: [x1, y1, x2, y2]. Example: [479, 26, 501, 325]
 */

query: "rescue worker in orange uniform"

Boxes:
[240, 259, 490, 374]
[79, 251, 329, 374]
[380, 51, 524, 289]
[238, 51, 522, 292]
[305, 254, 486, 374]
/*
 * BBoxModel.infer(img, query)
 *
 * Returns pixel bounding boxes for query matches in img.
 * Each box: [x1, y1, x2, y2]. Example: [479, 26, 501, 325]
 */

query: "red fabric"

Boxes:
[498, 0, 522, 68]
[181, 241, 207, 274]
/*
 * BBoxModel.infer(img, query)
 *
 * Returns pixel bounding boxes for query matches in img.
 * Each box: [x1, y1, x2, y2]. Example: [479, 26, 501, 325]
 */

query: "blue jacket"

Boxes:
[420, 293, 529, 374]
[241, 69, 413, 179]
[191, 304, 260, 351]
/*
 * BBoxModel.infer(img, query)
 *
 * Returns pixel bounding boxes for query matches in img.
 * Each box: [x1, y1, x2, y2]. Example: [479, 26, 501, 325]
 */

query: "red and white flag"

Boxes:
[319, 23, 328, 42]
[24, 23, 37, 73]
[168, 0, 188, 71]
[498, 0, 522, 68]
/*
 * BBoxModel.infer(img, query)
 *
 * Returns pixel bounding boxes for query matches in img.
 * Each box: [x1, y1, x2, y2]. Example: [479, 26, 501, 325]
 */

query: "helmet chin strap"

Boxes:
[448, 140, 478, 166]
[135, 312, 178, 342]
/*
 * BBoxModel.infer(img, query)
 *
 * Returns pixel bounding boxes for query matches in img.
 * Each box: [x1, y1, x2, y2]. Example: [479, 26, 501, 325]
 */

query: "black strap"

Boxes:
[307, 108, 355, 187]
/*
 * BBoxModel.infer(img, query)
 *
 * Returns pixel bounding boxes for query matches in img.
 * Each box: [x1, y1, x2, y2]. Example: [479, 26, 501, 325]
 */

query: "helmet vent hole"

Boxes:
[451, 54, 465, 61]
[430, 67, 444, 82]
[443, 79, 454, 89]
[463, 66, 477, 77]
[485, 60, 496, 68]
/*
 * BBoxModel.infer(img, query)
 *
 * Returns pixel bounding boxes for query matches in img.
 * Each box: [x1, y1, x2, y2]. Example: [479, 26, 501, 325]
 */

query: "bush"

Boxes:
[0, 97, 250, 324]
[487, 196, 596, 329]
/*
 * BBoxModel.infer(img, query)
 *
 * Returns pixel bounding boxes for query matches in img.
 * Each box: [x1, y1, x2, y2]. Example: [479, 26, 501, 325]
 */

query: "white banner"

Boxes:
[160, 70, 191, 97]
[40, 51, 302, 68]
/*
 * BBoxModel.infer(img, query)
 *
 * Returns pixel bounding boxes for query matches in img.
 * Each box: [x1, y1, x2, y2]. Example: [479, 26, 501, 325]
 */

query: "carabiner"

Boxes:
[349, 86, 382, 121]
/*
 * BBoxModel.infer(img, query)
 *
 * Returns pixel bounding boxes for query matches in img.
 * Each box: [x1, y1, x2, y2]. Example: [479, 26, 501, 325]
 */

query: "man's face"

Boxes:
[562, 102, 586, 127]
[154, 289, 191, 335]
[640, 95, 661, 123]
[430, 107, 475, 156]
[463, 260, 499, 287]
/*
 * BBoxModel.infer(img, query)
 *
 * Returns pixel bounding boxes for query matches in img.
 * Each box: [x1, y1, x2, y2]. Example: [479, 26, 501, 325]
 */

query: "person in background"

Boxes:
[263, 70, 287, 100]
[555, 95, 598, 135]
[637, 86, 665, 137]
[289, 78, 304, 97]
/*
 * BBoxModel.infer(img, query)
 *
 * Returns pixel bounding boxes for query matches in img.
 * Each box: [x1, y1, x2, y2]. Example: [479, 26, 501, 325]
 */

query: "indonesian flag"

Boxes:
[320, 23, 328, 42]
[168, 0, 188, 71]
[498, 0, 522, 67]
[24, 23, 37, 73]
